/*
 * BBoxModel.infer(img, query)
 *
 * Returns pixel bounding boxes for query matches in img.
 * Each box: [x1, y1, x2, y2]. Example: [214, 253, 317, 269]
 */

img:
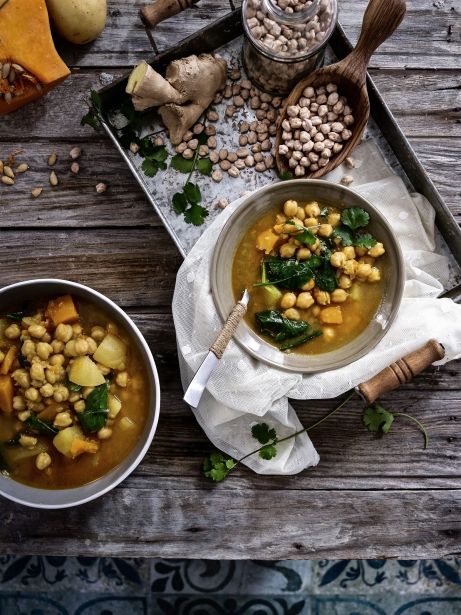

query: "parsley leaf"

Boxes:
[334, 225, 353, 246]
[141, 158, 161, 177]
[251, 422, 277, 445]
[203, 452, 236, 482]
[171, 154, 195, 173]
[196, 157, 213, 176]
[259, 444, 278, 460]
[353, 233, 377, 249]
[172, 192, 188, 214]
[341, 207, 370, 230]
[278, 171, 293, 181]
[184, 203, 208, 226]
[183, 182, 201, 204]
[314, 263, 338, 292]
[363, 403, 394, 434]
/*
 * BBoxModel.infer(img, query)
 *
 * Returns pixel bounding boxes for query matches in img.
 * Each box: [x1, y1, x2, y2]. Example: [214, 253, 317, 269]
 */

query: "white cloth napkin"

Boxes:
[172, 141, 461, 475]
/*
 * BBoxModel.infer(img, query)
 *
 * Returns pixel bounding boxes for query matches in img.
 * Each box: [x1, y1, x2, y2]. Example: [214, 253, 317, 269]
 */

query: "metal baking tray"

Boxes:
[98, 9, 461, 287]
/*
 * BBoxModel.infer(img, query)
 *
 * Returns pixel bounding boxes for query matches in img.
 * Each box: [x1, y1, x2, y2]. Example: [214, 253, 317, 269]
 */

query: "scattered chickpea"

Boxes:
[19, 434, 37, 449]
[36, 452, 52, 471]
[283, 308, 300, 321]
[55, 323, 73, 343]
[74, 400, 86, 413]
[54, 411, 73, 428]
[331, 289, 348, 303]
[5, 323, 21, 339]
[281, 292, 297, 309]
[28, 324, 46, 338]
[296, 292, 315, 309]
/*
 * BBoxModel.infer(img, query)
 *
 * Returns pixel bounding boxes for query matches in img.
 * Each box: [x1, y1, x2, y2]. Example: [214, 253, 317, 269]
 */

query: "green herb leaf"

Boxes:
[259, 444, 278, 460]
[255, 310, 310, 342]
[341, 207, 370, 231]
[362, 403, 394, 434]
[6, 311, 26, 321]
[172, 192, 188, 214]
[119, 125, 139, 149]
[260, 256, 322, 290]
[184, 202, 208, 226]
[67, 379, 82, 392]
[279, 329, 322, 351]
[203, 452, 237, 482]
[314, 263, 338, 292]
[26, 414, 58, 436]
[170, 154, 195, 173]
[148, 146, 169, 163]
[285, 220, 316, 246]
[18, 354, 31, 369]
[353, 233, 377, 249]
[196, 157, 213, 176]
[251, 422, 277, 445]
[141, 158, 161, 177]
[334, 225, 353, 246]
[90, 90, 102, 112]
[79, 382, 109, 433]
[119, 98, 143, 130]
[197, 132, 208, 145]
[183, 182, 201, 204]
[278, 171, 293, 181]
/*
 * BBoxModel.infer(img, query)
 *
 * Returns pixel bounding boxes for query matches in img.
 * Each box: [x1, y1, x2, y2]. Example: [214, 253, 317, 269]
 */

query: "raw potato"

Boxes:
[45, 0, 107, 45]
[68, 356, 106, 387]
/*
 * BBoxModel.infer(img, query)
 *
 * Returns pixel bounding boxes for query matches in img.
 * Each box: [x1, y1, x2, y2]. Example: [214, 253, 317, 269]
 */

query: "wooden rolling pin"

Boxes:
[357, 339, 445, 404]
[140, 0, 200, 28]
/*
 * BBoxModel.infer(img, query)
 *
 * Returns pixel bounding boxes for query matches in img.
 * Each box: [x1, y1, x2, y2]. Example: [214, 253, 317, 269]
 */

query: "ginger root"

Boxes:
[126, 53, 227, 144]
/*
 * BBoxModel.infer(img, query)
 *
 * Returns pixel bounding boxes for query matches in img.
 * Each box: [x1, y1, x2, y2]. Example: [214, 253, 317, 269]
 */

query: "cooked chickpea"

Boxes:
[342, 246, 356, 260]
[116, 371, 128, 388]
[297, 248, 311, 260]
[304, 201, 321, 217]
[327, 212, 341, 227]
[54, 411, 72, 428]
[304, 217, 318, 229]
[338, 274, 352, 289]
[281, 292, 297, 309]
[342, 259, 358, 277]
[30, 362, 45, 382]
[301, 279, 315, 291]
[51, 340, 64, 353]
[18, 410, 31, 422]
[368, 267, 381, 282]
[296, 207, 306, 221]
[72, 400, 85, 414]
[40, 383, 54, 398]
[288, 237, 301, 247]
[55, 323, 73, 343]
[12, 369, 30, 389]
[318, 224, 333, 238]
[36, 452, 52, 471]
[72, 323, 83, 336]
[358, 256, 375, 266]
[107, 323, 118, 335]
[283, 308, 300, 321]
[49, 354, 65, 367]
[97, 427, 113, 440]
[53, 385, 69, 403]
[296, 292, 315, 309]
[330, 251, 346, 268]
[45, 369, 57, 384]
[331, 289, 348, 303]
[64, 340, 77, 357]
[275, 213, 287, 224]
[25, 387, 39, 402]
[35, 342, 52, 360]
[279, 243, 297, 258]
[74, 338, 89, 356]
[356, 263, 372, 280]
[19, 434, 37, 449]
[368, 242, 385, 258]
[283, 199, 298, 217]
[68, 392, 80, 404]
[0, 351, 4, 363]
[86, 337, 98, 354]
[5, 323, 21, 339]
[12, 396, 26, 411]
[28, 324, 46, 339]
[313, 289, 331, 305]
[354, 246, 367, 257]
[323, 327, 335, 342]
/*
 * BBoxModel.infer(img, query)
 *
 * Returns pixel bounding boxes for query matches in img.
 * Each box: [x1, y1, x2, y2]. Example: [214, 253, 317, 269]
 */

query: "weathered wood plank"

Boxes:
[1, 486, 460, 559]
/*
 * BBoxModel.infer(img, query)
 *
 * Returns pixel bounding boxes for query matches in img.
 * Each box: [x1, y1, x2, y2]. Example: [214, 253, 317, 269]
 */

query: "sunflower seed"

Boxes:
[49, 171, 58, 186]
[2, 63, 10, 79]
[31, 187, 43, 198]
[16, 163, 29, 173]
[48, 153, 57, 166]
[1, 176, 14, 185]
[3, 166, 14, 179]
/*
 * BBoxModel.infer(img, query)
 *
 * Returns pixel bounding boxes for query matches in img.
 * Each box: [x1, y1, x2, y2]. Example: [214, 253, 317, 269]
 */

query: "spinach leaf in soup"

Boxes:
[285, 220, 317, 246]
[256, 310, 310, 342]
[26, 414, 58, 436]
[314, 263, 338, 292]
[78, 382, 109, 434]
[262, 256, 322, 290]
[279, 329, 323, 351]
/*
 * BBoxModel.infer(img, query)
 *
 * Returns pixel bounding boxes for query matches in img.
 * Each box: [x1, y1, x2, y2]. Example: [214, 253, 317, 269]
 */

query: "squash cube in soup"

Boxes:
[256, 228, 279, 254]
[0, 375, 14, 413]
[320, 306, 343, 325]
[46, 295, 79, 327]
[53, 425, 98, 459]
[0, 346, 17, 375]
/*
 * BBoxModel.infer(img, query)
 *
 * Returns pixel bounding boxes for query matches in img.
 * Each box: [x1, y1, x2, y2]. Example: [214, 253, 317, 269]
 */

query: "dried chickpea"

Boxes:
[318, 224, 333, 238]
[338, 274, 352, 290]
[281, 292, 297, 309]
[97, 427, 113, 440]
[304, 201, 321, 217]
[28, 324, 46, 338]
[296, 292, 315, 309]
[301, 279, 315, 291]
[356, 263, 372, 280]
[5, 323, 21, 339]
[330, 251, 346, 268]
[30, 363, 45, 382]
[116, 371, 128, 388]
[12, 396, 26, 411]
[279, 243, 297, 258]
[74, 338, 89, 355]
[368, 242, 385, 258]
[40, 383, 54, 398]
[342, 259, 358, 277]
[331, 289, 348, 303]
[25, 387, 39, 402]
[36, 452, 52, 470]
[342, 246, 356, 260]
[55, 323, 73, 343]
[54, 411, 72, 428]
[36, 342, 53, 360]
[327, 212, 341, 227]
[368, 267, 381, 282]
[283, 308, 300, 321]
[283, 200, 298, 217]
[313, 289, 331, 305]
[19, 434, 37, 449]
[297, 248, 311, 260]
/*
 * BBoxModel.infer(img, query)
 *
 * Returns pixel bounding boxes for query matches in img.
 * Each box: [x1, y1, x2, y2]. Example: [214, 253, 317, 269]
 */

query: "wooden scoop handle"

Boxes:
[357, 340, 445, 404]
[140, 0, 200, 28]
[341, 0, 406, 83]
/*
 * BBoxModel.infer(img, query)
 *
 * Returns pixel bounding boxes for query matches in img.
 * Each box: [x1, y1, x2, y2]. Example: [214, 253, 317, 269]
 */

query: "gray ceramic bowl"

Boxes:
[0, 279, 160, 509]
[211, 180, 404, 373]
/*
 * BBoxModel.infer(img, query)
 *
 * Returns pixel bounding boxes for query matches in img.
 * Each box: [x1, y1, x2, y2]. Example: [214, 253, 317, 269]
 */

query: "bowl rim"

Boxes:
[210, 179, 405, 373]
[0, 278, 161, 509]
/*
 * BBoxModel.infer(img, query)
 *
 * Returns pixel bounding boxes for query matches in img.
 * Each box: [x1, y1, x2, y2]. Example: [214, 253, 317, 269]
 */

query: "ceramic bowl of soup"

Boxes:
[211, 180, 404, 372]
[0, 279, 160, 508]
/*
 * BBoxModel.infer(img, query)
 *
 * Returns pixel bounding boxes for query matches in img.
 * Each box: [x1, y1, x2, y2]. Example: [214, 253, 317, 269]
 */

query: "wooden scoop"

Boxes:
[140, 0, 200, 28]
[275, 0, 406, 178]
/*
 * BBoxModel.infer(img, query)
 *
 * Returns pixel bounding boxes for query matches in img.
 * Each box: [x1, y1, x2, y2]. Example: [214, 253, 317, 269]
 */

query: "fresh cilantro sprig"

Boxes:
[362, 402, 428, 449]
[251, 422, 278, 460]
[171, 147, 209, 226]
[334, 207, 378, 249]
[285, 220, 317, 246]
[81, 90, 103, 132]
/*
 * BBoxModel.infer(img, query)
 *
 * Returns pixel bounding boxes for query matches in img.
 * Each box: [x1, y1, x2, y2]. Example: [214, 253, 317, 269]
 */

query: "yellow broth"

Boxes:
[0, 299, 149, 489]
[232, 204, 386, 354]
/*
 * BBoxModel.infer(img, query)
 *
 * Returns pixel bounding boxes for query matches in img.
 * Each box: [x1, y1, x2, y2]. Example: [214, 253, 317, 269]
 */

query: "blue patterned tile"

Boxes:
[0, 592, 69, 615]
[312, 596, 387, 615]
[150, 560, 310, 595]
[393, 597, 461, 614]
[153, 595, 310, 614]
[74, 596, 147, 615]
[0, 592, 148, 615]
[312, 559, 461, 594]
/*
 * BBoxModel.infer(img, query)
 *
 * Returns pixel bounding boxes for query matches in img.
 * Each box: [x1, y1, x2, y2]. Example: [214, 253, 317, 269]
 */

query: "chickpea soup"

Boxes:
[232, 198, 387, 354]
[0, 295, 149, 489]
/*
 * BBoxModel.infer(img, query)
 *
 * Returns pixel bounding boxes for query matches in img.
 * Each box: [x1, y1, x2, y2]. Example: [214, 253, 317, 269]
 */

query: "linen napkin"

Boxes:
[172, 140, 461, 474]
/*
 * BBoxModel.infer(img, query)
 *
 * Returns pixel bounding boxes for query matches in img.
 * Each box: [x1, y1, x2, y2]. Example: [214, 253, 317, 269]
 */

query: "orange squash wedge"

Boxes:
[0, 0, 70, 115]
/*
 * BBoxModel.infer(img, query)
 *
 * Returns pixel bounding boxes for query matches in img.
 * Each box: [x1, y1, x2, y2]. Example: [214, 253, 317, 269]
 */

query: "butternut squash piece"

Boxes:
[256, 229, 280, 254]
[46, 295, 79, 327]
[0, 375, 14, 413]
[70, 438, 99, 458]
[0, 346, 17, 375]
[320, 306, 343, 325]
[0, 0, 70, 116]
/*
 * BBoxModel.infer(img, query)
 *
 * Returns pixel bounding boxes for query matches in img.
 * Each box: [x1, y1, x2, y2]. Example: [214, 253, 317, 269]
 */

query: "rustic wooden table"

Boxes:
[0, 0, 460, 559]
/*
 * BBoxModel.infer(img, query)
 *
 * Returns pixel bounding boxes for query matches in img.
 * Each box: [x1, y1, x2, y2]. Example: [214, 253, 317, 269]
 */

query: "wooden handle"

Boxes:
[140, 0, 200, 28]
[209, 302, 247, 359]
[357, 340, 445, 404]
[341, 0, 406, 83]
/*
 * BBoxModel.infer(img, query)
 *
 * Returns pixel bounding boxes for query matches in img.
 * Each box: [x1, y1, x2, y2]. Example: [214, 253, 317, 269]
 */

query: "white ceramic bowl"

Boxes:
[211, 180, 405, 373]
[0, 279, 160, 509]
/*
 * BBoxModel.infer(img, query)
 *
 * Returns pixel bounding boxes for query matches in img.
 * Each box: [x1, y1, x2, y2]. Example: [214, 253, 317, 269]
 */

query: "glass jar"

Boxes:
[242, 0, 338, 95]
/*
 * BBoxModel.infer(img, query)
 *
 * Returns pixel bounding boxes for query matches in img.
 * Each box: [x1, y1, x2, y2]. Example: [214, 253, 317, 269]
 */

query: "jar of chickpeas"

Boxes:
[242, 0, 338, 94]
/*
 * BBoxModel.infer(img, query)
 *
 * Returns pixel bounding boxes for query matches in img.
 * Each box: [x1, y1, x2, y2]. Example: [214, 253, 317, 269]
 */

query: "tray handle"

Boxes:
[357, 339, 445, 404]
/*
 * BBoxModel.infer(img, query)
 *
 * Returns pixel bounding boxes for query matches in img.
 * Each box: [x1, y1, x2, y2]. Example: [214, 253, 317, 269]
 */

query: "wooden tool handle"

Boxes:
[140, 0, 200, 28]
[358, 340, 445, 404]
[341, 0, 406, 83]
[209, 302, 247, 359]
